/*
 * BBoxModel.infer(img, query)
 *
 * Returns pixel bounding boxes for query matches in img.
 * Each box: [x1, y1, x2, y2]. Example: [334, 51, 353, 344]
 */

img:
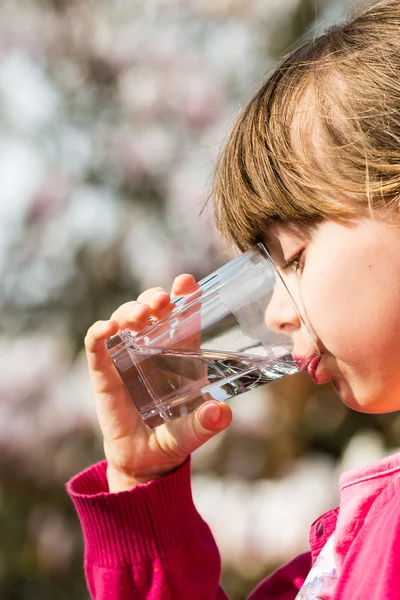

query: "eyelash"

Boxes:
[282, 250, 304, 274]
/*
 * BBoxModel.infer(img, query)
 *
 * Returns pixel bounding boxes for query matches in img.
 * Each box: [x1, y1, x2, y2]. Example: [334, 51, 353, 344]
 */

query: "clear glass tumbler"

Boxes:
[106, 243, 317, 429]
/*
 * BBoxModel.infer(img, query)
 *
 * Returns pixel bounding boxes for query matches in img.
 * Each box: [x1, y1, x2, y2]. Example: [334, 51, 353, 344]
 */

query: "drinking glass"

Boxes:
[106, 243, 317, 429]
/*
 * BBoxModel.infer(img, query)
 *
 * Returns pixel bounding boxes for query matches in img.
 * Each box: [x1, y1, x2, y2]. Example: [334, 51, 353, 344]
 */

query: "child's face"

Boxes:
[264, 215, 400, 414]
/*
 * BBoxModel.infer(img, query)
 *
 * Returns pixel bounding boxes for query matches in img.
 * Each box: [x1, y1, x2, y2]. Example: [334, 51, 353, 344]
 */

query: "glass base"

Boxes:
[140, 393, 210, 429]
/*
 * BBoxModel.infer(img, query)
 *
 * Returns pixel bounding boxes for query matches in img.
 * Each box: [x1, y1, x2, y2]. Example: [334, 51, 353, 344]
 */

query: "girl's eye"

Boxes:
[281, 250, 304, 274]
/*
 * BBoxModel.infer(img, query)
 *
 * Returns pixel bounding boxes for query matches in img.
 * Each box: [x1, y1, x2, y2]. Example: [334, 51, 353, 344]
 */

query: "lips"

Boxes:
[307, 355, 322, 383]
[293, 354, 322, 383]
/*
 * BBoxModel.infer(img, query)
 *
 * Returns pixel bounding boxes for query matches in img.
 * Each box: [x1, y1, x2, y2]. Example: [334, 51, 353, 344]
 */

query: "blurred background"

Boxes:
[1, 0, 399, 598]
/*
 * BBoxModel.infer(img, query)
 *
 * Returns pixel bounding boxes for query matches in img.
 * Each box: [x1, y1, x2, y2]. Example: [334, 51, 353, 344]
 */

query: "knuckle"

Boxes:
[111, 301, 138, 319]
[84, 324, 97, 347]
[119, 301, 137, 311]
[84, 320, 106, 346]
[150, 287, 167, 296]
[138, 287, 166, 303]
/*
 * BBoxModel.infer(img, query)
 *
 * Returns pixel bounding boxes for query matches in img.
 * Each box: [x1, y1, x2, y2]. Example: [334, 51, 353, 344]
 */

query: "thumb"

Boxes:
[163, 400, 233, 460]
[194, 400, 233, 436]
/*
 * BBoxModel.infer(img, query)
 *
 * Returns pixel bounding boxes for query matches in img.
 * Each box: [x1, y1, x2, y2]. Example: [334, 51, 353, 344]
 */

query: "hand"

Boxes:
[84, 274, 233, 492]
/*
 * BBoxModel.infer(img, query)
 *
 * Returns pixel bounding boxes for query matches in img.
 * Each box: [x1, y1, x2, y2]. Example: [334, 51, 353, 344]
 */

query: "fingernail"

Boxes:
[200, 403, 221, 424]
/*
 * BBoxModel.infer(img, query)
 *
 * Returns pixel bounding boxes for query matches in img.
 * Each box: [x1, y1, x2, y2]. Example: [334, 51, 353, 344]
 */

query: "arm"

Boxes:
[78, 276, 310, 599]
[67, 458, 228, 600]
[76, 275, 232, 599]
[67, 458, 311, 600]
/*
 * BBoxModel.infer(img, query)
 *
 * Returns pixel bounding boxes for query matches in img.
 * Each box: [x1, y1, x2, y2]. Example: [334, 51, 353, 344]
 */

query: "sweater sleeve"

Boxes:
[67, 458, 311, 600]
[67, 457, 227, 600]
[248, 552, 311, 600]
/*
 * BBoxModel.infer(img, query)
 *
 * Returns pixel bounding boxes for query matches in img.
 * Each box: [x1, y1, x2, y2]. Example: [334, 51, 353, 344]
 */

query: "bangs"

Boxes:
[212, 38, 365, 252]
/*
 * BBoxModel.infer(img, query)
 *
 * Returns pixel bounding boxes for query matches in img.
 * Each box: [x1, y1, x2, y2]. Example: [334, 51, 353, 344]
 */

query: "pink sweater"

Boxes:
[67, 452, 400, 599]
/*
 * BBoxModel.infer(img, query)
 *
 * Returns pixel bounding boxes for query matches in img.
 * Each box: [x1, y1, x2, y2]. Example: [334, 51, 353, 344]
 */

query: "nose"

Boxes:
[264, 276, 301, 336]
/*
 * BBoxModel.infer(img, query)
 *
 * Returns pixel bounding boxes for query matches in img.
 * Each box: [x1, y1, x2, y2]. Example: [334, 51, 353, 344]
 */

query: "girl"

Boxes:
[68, 1, 400, 598]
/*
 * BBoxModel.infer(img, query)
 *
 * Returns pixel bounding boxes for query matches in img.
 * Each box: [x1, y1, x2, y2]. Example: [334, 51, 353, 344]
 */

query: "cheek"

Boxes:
[299, 259, 396, 362]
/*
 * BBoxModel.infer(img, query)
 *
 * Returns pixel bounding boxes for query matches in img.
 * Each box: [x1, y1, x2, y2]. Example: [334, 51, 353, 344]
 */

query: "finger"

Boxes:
[155, 275, 200, 326]
[135, 277, 199, 323]
[138, 289, 173, 319]
[145, 286, 201, 344]
[171, 274, 199, 299]
[161, 400, 233, 456]
[137, 287, 169, 306]
[136, 278, 197, 305]
[195, 401, 233, 435]
[122, 277, 200, 349]
[84, 319, 123, 391]
[110, 301, 153, 331]
[85, 320, 148, 446]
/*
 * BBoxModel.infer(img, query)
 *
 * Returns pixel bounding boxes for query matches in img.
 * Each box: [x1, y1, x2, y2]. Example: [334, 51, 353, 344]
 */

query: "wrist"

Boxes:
[106, 465, 162, 493]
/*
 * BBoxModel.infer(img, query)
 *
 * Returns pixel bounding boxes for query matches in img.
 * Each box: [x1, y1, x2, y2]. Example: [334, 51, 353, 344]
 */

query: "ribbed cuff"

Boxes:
[66, 457, 203, 568]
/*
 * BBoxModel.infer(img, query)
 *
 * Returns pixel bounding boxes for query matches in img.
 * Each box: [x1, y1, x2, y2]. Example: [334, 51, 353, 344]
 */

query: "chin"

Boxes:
[332, 380, 399, 414]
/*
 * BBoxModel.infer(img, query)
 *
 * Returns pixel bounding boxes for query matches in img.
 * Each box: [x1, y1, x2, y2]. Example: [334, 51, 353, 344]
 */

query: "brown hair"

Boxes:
[212, 0, 400, 251]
